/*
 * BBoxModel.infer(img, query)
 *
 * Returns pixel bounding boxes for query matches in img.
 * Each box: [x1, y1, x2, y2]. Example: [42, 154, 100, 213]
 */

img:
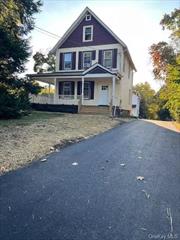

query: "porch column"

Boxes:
[54, 78, 57, 104]
[112, 75, 116, 106]
[74, 81, 77, 100]
[81, 76, 84, 105]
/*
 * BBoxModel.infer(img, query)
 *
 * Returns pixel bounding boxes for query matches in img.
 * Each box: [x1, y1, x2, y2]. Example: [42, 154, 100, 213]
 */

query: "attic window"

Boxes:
[85, 14, 91, 21]
[83, 25, 93, 42]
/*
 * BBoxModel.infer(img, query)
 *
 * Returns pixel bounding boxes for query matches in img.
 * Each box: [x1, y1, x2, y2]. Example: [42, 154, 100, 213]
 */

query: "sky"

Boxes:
[26, 0, 180, 91]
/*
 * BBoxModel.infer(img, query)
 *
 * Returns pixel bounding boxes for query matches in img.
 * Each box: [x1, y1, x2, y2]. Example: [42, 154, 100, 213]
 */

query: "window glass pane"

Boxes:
[104, 50, 112, 68]
[104, 51, 112, 59]
[84, 82, 91, 99]
[63, 82, 71, 95]
[83, 52, 91, 68]
[64, 53, 72, 69]
[85, 27, 92, 40]
[64, 53, 71, 61]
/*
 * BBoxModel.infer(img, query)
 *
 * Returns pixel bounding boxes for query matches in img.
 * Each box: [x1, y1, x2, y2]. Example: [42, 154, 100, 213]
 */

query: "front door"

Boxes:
[99, 85, 109, 105]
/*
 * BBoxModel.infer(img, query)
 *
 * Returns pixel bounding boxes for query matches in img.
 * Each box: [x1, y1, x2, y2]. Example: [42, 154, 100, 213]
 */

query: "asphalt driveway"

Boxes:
[0, 120, 180, 240]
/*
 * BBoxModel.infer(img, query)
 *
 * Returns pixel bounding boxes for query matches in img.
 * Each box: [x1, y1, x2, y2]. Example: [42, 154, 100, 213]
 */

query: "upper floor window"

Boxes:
[83, 25, 93, 42]
[103, 50, 112, 68]
[85, 14, 91, 21]
[83, 52, 92, 69]
[64, 53, 72, 70]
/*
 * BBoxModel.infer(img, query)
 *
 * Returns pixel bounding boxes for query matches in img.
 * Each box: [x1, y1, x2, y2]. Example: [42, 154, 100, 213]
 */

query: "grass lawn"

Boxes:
[0, 111, 64, 127]
[0, 111, 128, 175]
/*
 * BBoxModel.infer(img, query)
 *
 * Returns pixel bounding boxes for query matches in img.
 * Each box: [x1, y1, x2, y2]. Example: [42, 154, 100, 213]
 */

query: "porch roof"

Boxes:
[27, 64, 117, 79]
[83, 63, 117, 76]
[27, 64, 118, 85]
[27, 71, 83, 78]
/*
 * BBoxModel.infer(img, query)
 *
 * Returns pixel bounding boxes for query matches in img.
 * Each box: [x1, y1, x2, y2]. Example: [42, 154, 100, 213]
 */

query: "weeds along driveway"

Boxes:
[0, 111, 128, 174]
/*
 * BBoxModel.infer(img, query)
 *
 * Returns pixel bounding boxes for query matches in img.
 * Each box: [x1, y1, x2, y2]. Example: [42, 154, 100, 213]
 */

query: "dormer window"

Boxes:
[83, 25, 93, 42]
[85, 14, 91, 21]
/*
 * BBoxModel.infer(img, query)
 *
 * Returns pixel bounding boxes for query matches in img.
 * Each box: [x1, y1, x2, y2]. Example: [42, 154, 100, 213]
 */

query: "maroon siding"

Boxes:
[60, 14, 118, 48]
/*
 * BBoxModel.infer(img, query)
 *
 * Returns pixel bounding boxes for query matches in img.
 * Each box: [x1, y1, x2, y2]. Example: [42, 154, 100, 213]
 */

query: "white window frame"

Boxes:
[64, 52, 72, 70]
[83, 25, 93, 42]
[83, 51, 92, 69]
[85, 14, 91, 21]
[63, 82, 72, 96]
[84, 81, 91, 100]
[103, 50, 112, 68]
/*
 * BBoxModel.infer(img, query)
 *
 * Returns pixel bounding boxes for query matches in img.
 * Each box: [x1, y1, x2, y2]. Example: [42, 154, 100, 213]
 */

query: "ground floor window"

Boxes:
[63, 82, 72, 95]
[84, 82, 91, 99]
[59, 81, 75, 99]
[77, 81, 94, 100]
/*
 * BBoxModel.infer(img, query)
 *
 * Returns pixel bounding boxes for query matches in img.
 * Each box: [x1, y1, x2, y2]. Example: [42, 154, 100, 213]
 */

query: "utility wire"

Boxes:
[34, 26, 101, 51]
[35, 26, 60, 38]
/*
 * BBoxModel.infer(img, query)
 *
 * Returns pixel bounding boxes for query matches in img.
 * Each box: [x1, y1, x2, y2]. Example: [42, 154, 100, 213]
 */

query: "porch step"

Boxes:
[80, 106, 110, 115]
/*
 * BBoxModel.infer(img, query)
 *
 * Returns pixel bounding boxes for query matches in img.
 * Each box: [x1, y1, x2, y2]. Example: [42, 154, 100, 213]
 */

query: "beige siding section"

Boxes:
[120, 55, 133, 111]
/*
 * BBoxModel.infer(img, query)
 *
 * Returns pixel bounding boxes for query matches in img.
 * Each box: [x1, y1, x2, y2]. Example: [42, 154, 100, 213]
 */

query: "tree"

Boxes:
[33, 52, 55, 73]
[160, 8, 180, 50]
[149, 42, 175, 81]
[133, 82, 157, 119]
[160, 55, 180, 121]
[155, 87, 171, 120]
[149, 8, 180, 121]
[0, 0, 42, 118]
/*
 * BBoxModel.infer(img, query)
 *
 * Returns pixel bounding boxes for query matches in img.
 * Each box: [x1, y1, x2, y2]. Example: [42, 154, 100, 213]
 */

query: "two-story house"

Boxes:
[28, 7, 136, 115]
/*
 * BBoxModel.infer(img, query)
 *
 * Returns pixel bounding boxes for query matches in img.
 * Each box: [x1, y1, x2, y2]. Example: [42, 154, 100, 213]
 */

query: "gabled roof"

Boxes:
[50, 7, 136, 71]
[83, 63, 116, 76]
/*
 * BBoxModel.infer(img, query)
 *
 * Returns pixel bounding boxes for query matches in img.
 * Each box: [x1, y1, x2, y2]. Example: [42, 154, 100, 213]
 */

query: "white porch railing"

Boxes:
[58, 95, 81, 100]
[30, 94, 54, 104]
[30, 94, 82, 105]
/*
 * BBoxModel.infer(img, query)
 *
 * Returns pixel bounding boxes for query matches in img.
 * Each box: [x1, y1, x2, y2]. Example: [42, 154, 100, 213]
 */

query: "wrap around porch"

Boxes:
[28, 64, 121, 114]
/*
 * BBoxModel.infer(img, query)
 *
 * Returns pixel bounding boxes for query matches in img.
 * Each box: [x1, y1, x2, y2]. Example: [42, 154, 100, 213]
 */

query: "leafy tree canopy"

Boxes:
[149, 8, 180, 121]
[0, 0, 42, 118]
[33, 52, 55, 73]
[133, 82, 156, 119]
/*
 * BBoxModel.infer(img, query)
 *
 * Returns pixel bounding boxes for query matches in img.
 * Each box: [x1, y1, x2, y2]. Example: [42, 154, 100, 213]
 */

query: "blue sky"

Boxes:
[27, 0, 180, 90]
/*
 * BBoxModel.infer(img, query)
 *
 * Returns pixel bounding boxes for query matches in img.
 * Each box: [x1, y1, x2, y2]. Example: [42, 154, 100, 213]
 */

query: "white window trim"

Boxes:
[63, 82, 72, 95]
[64, 52, 72, 70]
[83, 25, 93, 42]
[83, 51, 92, 69]
[85, 14, 91, 21]
[84, 81, 91, 100]
[103, 50, 112, 68]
